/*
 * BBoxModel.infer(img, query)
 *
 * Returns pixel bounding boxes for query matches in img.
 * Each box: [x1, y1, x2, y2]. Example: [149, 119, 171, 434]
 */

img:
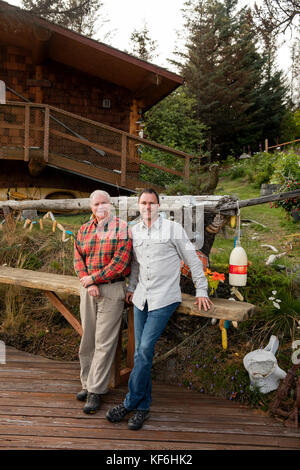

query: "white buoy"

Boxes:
[229, 242, 248, 286]
[229, 201, 248, 286]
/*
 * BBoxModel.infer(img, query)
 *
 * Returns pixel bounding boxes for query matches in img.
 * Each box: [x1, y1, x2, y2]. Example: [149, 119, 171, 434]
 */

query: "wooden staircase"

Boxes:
[0, 102, 197, 193]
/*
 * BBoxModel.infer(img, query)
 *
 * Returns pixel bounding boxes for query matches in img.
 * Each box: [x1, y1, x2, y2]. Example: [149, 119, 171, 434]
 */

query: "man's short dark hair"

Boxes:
[138, 188, 160, 204]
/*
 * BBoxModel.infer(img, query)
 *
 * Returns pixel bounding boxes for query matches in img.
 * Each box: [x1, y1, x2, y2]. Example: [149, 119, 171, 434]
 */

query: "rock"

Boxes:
[260, 184, 281, 197]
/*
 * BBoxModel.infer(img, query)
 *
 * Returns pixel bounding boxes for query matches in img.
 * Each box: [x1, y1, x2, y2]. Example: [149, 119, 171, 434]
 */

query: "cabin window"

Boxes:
[102, 99, 111, 109]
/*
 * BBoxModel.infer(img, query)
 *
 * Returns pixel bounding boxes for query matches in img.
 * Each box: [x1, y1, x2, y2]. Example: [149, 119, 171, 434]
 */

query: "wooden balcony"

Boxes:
[0, 102, 196, 193]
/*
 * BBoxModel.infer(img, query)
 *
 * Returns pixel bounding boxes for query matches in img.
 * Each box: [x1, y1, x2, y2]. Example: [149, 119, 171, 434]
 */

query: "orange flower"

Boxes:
[204, 269, 225, 295]
[212, 272, 225, 282]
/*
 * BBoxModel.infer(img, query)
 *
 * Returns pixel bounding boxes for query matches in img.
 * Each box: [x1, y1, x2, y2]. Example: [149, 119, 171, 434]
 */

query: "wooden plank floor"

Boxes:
[0, 347, 299, 450]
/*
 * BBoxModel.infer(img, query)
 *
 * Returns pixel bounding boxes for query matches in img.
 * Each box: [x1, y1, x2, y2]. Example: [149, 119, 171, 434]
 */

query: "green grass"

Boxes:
[210, 173, 300, 344]
[213, 175, 300, 272]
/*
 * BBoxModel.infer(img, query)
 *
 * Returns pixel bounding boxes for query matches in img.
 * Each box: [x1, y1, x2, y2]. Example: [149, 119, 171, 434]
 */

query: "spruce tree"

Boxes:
[22, 0, 102, 37]
[128, 24, 158, 62]
[176, 0, 287, 158]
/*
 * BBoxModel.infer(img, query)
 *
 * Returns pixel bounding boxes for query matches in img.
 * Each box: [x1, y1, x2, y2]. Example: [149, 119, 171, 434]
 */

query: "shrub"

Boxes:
[230, 162, 246, 179]
[222, 149, 300, 189]
[270, 149, 300, 184]
[273, 178, 300, 216]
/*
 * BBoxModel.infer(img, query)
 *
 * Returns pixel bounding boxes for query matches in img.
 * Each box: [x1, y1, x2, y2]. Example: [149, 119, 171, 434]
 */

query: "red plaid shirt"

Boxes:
[74, 215, 132, 284]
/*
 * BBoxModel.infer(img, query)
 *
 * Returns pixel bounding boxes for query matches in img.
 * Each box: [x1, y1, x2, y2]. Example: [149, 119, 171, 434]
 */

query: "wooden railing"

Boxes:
[0, 102, 198, 188]
[265, 138, 300, 152]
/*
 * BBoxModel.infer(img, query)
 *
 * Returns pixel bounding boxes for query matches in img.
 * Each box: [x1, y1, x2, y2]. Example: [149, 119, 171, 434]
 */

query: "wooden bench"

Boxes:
[0, 266, 256, 385]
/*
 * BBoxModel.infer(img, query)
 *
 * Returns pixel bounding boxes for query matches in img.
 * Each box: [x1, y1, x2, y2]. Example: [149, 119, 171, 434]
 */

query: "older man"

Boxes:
[74, 190, 132, 414]
[106, 188, 212, 430]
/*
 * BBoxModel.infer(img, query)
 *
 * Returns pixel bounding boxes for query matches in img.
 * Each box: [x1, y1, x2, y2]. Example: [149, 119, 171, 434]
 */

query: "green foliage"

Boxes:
[246, 153, 277, 187]
[273, 179, 300, 215]
[139, 149, 183, 187]
[223, 152, 276, 187]
[248, 69, 288, 150]
[222, 149, 300, 191]
[21, 253, 43, 270]
[141, 88, 207, 187]
[164, 163, 210, 195]
[228, 163, 247, 180]
[270, 149, 300, 184]
[280, 109, 300, 142]
[145, 87, 206, 155]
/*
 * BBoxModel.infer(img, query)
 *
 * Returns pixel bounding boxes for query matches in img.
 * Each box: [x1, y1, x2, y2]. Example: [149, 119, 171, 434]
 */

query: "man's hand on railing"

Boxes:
[80, 275, 93, 288]
[194, 297, 214, 312]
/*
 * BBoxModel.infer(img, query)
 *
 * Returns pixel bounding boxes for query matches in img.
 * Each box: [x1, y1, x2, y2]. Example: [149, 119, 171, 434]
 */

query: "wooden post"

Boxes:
[109, 326, 123, 388]
[44, 105, 49, 162]
[184, 156, 190, 181]
[109, 305, 135, 388]
[43, 291, 83, 336]
[265, 139, 268, 153]
[24, 105, 30, 162]
[35, 66, 44, 149]
[126, 305, 135, 369]
[121, 134, 127, 187]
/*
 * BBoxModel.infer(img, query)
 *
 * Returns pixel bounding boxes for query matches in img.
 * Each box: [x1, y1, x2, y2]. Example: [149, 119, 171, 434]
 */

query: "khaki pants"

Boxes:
[79, 281, 125, 394]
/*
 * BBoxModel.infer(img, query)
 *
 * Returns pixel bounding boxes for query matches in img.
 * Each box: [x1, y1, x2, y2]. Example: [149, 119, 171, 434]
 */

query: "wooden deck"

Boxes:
[0, 347, 299, 450]
[0, 101, 193, 194]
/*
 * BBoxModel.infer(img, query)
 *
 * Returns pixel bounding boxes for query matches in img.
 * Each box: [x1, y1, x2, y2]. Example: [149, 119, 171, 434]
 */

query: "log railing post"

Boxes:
[184, 156, 190, 181]
[43, 105, 50, 162]
[265, 139, 268, 153]
[126, 305, 135, 369]
[121, 134, 127, 187]
[24, 104, 30, 162]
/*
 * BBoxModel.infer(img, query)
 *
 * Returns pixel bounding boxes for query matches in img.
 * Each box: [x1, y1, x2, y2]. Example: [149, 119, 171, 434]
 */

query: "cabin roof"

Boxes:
[0, 0, 183, 110]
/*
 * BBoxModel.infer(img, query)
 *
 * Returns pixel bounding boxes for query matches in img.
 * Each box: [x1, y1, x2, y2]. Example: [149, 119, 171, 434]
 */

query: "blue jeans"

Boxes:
[123, 301, 180, 411]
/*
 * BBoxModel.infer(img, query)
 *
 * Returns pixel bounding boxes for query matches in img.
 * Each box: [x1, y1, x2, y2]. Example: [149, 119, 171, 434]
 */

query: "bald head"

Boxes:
[89, 190, 112, 222]
[89, 190, 111, 204]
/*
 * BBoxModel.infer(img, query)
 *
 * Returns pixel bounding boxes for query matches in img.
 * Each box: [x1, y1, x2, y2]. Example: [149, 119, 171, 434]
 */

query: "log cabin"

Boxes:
[0, 0, 186, 200]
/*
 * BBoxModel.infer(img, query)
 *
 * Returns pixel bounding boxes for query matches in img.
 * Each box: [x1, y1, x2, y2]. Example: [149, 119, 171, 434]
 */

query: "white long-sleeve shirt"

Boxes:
[128, 215, 208, 311]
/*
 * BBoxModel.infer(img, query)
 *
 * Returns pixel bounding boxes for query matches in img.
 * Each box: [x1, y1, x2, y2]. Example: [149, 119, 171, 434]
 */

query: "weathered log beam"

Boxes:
[217, 189, 300, 212]
[0, 190, 298, 213]
[0, 195, 225, 212]
[0, 198, 90, 212]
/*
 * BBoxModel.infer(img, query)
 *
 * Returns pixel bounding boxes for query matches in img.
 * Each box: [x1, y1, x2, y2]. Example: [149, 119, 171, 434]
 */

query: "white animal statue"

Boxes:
[243, 336, 286, 394]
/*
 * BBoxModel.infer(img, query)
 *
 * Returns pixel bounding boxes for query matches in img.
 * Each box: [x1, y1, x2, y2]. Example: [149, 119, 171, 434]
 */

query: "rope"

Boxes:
[234, 200, 241, 247]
